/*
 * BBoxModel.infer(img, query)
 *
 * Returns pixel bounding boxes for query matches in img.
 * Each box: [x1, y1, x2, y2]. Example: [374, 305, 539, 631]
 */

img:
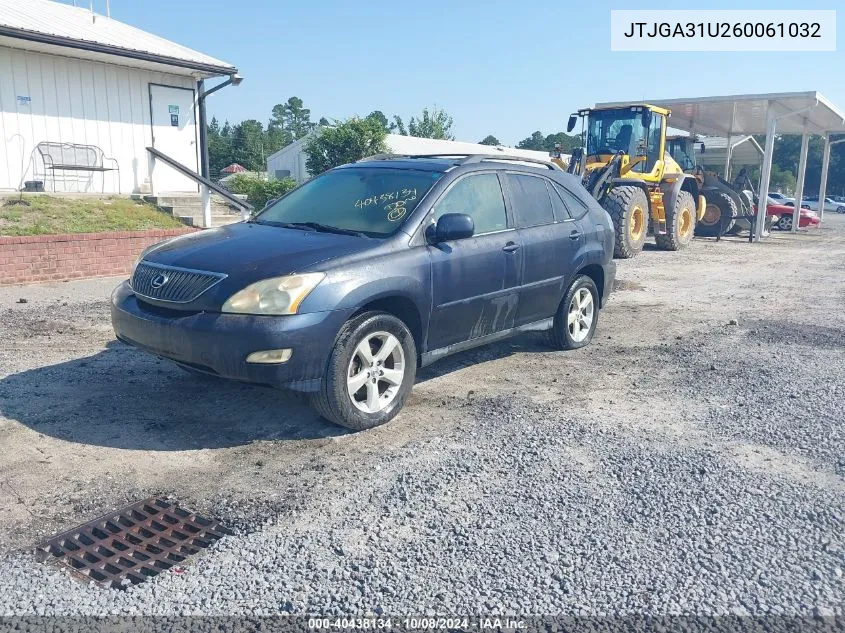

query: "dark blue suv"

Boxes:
[112, 154, 616, 430]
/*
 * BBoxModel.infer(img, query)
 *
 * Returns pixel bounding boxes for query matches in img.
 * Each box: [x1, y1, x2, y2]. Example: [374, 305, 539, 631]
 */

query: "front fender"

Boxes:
[661, 174, 701, 219]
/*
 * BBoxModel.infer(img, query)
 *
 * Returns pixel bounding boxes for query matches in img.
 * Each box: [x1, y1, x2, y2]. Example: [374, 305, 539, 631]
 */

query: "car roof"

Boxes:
[341, 158, 457, 172]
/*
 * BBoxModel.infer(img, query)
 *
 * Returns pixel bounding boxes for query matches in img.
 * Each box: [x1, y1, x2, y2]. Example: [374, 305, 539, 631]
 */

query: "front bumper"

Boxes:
[110, 281, 353, 392]
[601, 260, 616, 308]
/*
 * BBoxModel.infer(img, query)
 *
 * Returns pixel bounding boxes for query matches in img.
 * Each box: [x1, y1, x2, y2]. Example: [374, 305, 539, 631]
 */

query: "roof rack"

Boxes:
[356, 153, 562, 171]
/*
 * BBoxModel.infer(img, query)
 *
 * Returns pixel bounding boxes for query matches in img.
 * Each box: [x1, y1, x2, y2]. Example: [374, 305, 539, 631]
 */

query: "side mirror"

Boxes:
[641, 109, 653, 129]
[700, 143, 706, 154]
[567, 115, 578, 133]
[432, 213, 474, 242]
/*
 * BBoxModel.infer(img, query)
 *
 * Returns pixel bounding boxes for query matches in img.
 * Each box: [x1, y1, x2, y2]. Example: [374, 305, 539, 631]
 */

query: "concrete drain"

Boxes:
[35, 497, 230, 589]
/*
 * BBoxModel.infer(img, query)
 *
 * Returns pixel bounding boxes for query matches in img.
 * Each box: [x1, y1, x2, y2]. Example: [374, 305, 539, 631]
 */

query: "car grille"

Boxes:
[131, 262, 226, 303]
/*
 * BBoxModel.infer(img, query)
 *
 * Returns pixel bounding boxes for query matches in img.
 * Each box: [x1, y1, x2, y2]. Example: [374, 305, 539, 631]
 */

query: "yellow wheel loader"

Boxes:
[565, 105, 706, 258]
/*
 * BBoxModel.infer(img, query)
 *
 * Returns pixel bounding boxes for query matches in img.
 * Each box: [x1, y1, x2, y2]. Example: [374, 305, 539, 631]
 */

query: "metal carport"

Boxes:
[597, 92, 845, 240]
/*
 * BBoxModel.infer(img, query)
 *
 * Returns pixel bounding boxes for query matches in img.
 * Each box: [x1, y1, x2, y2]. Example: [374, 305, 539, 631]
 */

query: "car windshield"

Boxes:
[254, 167, 443, 237]
[586, 108, 647, 157]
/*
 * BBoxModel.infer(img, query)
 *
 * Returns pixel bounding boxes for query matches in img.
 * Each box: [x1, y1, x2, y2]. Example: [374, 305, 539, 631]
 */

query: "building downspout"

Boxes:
[197, 78, 211, 228]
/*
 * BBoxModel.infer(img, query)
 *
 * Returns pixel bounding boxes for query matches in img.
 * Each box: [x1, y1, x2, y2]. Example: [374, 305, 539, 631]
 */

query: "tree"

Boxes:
[366, 111, 390, 132]
[544, 132, 581, 153]
[304, 118, 388, 175]
[517, 131, 545, 151]
[207, 117, 234, 176]
[407, 107, 454, 140]
[390, 115, 407, 135]
[265, 124, 292, 157]
[270, 96, 314, 141]
[318, 117, 330, 127]
[229, 119, 266, 171]
[479, 135, 501, 146]
[226, 174, 297, 208]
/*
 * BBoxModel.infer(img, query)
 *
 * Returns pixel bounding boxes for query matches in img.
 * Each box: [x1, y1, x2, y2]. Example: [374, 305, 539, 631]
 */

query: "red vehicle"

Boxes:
[755, 198, 821, 231]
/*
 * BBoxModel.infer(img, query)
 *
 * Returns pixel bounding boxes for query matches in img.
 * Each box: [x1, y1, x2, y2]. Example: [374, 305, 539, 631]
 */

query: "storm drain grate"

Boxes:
[35, 497, 230, 589]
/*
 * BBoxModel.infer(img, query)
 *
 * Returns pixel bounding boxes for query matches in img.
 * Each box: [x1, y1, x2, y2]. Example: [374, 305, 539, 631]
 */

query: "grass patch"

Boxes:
[0, 195, 184, 236]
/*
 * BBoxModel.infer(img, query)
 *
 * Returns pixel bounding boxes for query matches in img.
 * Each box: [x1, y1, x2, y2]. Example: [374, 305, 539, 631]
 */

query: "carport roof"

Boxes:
[597, 92, 845, 136]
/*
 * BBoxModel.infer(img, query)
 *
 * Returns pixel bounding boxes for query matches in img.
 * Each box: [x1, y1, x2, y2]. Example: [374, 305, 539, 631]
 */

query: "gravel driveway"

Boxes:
[0, 218, 843, 618]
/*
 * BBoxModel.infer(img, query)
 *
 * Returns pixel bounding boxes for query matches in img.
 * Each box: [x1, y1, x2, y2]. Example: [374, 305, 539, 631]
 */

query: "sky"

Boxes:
[64, 0, 844, 146]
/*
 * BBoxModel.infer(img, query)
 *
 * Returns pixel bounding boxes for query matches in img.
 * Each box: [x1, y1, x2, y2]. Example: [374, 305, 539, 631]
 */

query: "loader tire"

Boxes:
[695, 191, 737, 237]
[601, 185, 648, 259]
[655, 190, 696, 251]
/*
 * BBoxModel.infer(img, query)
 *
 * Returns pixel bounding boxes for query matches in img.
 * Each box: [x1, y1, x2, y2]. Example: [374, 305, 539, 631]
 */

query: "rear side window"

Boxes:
[506, 174, 555, 228]
[553, 182, 590, 218]
[545, 181, 571, 221]
[433, 173, 507, 235]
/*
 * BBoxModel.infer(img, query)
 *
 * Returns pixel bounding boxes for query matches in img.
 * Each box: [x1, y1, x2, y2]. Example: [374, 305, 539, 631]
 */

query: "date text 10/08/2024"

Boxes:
[623, 22, 821, 39]
[307, 617, 527, 630]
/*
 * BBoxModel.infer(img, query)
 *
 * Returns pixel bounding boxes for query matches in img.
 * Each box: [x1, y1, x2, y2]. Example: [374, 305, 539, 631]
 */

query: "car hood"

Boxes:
[142, 222, 375, 279]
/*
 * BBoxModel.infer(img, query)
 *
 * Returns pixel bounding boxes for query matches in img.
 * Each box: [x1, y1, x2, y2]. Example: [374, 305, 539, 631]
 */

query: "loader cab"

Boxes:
[666, 136, 704, 172]
[582, 105, 667, 182]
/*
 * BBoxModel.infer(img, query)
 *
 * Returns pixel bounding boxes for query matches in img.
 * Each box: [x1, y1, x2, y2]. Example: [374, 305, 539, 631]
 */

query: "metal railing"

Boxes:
[146, 147, 253, 213]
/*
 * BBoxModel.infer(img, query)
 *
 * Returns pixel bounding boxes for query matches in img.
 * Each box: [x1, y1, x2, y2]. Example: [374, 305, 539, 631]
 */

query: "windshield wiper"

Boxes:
[252, 219, 370, 237]
[284, 222, 370, 238]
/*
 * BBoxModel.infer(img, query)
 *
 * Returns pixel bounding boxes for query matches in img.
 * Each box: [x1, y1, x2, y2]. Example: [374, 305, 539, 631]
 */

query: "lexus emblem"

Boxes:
[150, 273, 169, 289]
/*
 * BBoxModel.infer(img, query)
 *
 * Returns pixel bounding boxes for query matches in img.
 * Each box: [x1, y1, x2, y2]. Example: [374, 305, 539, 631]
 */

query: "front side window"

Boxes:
[433, 173, 507, 235]
[641, 113, 665, 173]
[256, 167, 443, 237]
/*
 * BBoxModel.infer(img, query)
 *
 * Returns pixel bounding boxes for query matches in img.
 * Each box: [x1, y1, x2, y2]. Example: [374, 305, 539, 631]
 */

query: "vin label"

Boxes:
[611, 10, 835, 51]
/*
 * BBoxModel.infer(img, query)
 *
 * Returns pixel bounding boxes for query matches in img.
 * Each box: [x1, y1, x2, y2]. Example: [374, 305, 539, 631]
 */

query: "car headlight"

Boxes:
[222, 273, 325, 315]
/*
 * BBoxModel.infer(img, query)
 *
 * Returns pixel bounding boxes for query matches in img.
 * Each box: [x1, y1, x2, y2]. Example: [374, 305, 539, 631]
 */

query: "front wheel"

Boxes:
[601, 185, 649, 259]
[310, 312, 417, 431]
[778, 214, 793, 231]
[655, 190, 696, 251]
[548, 275, 599, 351]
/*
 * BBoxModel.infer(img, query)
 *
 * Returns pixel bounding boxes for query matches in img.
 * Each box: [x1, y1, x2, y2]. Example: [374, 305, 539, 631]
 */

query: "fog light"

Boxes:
[246, 349, 292, 364]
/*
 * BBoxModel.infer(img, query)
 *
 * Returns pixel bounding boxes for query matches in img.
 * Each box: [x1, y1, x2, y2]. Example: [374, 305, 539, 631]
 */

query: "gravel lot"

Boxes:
[0, 217, 843, 618]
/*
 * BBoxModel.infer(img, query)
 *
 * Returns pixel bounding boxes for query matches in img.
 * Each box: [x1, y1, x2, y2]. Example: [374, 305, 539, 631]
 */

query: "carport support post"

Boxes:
[724, 103, 736, 180]
[817, 134, 832, 223]
[792, 123, 810, 232]
[754, 103, 777, 242]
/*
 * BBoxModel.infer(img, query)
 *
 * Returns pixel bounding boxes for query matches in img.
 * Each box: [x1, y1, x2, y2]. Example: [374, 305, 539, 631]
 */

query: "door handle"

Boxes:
[569, 229, 582, 240]
[502, 242, 520, 253]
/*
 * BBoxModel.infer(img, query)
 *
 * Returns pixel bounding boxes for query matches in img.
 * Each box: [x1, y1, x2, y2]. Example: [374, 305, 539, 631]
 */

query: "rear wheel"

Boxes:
[310, 312, 417, 431]
[548, 275, 599, 351]
[601, 185, 649, 259]
[778, 214, 793, 231]
[655, 190, 696, 251]
[695, 191, 736, 237]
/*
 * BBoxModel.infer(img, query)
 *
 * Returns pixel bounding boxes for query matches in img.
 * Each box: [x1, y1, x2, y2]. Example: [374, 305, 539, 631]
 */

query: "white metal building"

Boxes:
[267, 132, 562, 183]
[0, 0, 238, 196]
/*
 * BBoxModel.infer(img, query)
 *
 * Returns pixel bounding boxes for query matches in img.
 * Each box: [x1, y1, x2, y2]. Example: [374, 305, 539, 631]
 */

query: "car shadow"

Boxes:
[416, 331, 548, 382]
[0, 332, 550, 451]
[0, 340, 346, 451]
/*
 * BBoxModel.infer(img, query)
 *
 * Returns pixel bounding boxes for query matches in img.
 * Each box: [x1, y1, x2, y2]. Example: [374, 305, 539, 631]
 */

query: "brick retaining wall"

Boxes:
[0, 228, 198, 286]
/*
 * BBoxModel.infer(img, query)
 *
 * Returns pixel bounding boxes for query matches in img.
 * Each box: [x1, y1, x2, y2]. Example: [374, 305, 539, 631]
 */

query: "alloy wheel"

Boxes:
[568, 288, 595, 343]
[347, 331, 405, 414]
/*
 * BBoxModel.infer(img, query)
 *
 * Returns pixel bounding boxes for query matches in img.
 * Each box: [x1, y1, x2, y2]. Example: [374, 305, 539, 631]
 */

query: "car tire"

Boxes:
[310, 311, 417, 431]
[778, 214, 793, 231]
[837, 206, 845, 214]
[655, 190, 696, 250]
[548, 275, 599, 351]
[601, 185, 649, 259]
